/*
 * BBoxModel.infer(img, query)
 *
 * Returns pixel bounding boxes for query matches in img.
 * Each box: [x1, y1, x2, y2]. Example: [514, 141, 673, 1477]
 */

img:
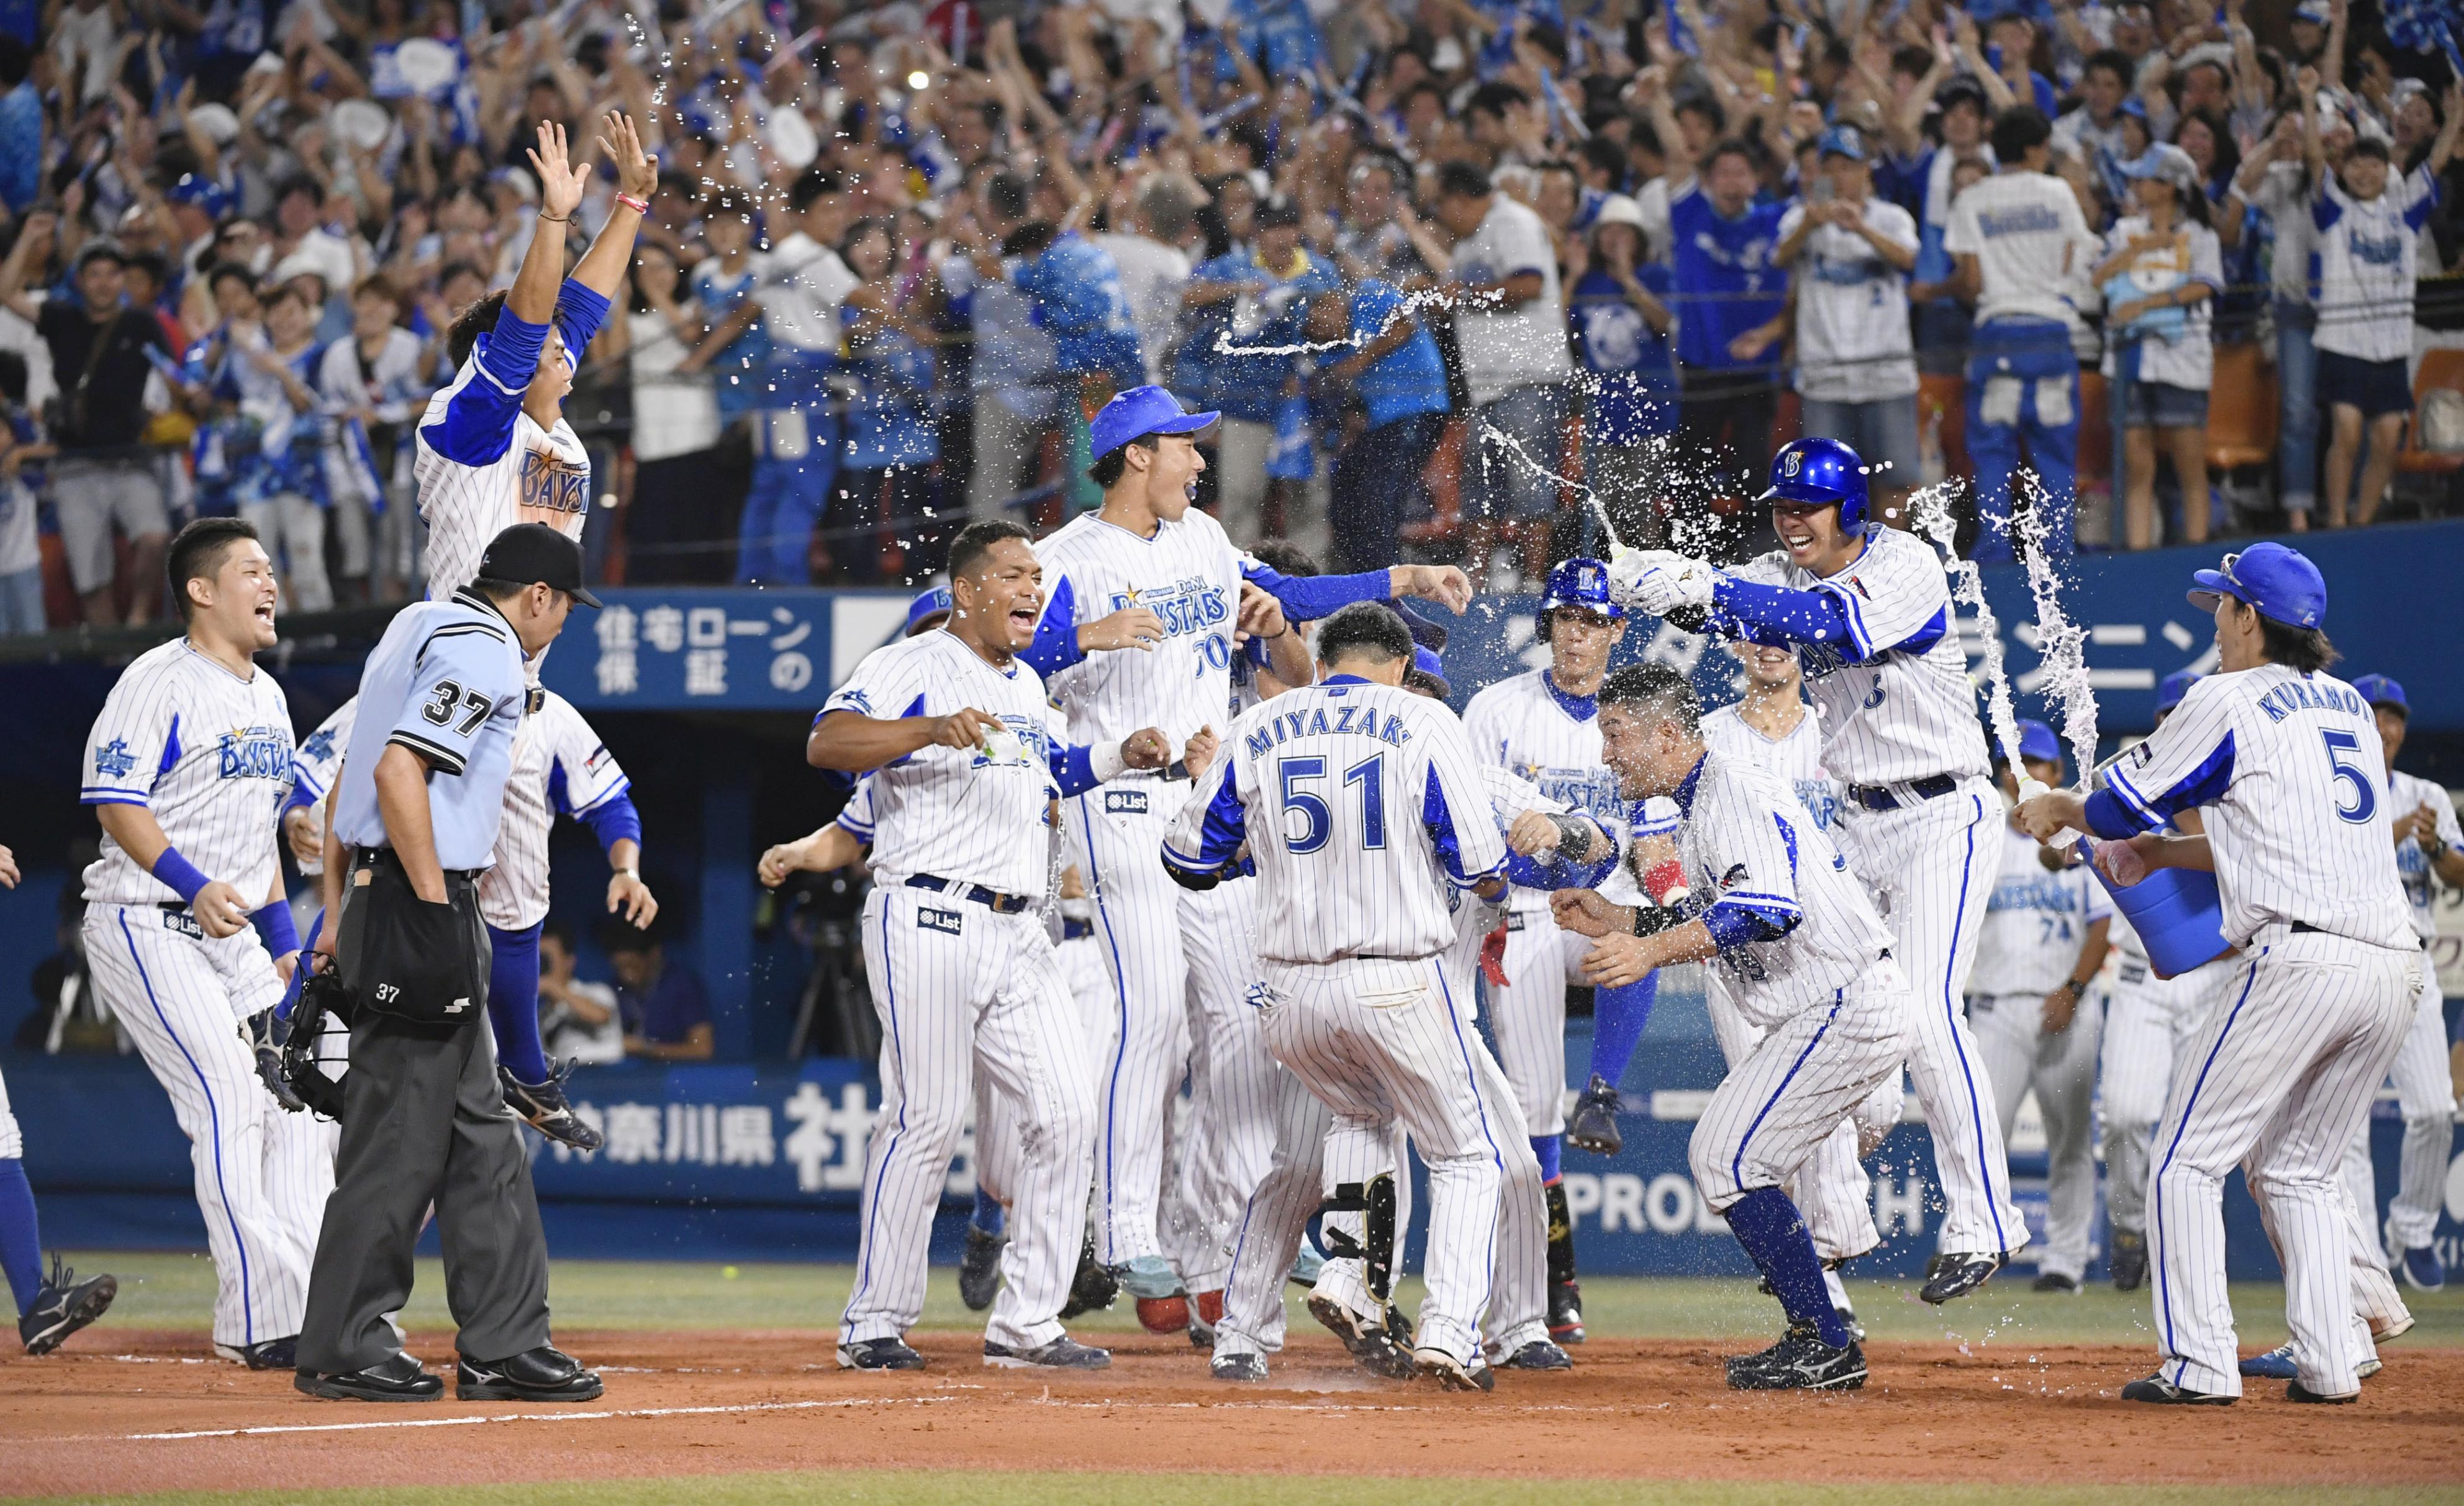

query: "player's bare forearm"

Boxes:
[571, 111, 656, 299]
[1263, 620, 1313, 687]
[94, 802, 173, 871]
[373, 744, 448, 902]
[807, 707, 998, 771]
[2129, 832, 2213, 874]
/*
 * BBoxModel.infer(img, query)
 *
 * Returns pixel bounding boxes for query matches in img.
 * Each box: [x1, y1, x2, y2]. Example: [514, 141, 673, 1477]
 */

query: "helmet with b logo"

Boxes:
[1758, 437, 1870, 535]
[1539, 555, 1625, 632]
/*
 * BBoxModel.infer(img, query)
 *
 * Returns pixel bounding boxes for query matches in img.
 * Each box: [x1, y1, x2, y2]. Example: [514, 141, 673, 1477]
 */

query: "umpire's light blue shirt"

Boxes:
[333, 586, 527, 871]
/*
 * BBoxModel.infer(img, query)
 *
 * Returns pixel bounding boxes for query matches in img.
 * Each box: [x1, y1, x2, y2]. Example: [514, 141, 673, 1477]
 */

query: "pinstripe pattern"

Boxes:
[1971, 989, 2102, 1281]
[2332, 1131, 2413, 1339]
[2097, 948, 2243, 1237]
[479, 692, 629, 930]
[2375, 971, 2455, 1250]
[1691, 973, 1908, 1213]
[1169, 878, 1279, 1292]
[288, 699, 360, 880]
[413, 389, 591, 605]
[1704, 973, 1882, 1261]
[2149, 935, 2421, 1397]
[1076, 791, 1192, 1268]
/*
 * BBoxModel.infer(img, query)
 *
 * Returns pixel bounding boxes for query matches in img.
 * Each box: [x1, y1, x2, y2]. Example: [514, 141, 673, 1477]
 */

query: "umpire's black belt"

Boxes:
[1847, 774, 1959, 812]
[907, 874, 1035, 914]
[352, 846, 484, 883]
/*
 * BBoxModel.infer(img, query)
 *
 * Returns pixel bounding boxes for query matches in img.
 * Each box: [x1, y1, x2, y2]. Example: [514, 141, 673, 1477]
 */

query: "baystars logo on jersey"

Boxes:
[94, 738, 137, 779]
[1110, 578, 1230, 642]
[519, 448, 590, 522]
[1514, 760, 1623, 823]
[217, 725, 291, 781]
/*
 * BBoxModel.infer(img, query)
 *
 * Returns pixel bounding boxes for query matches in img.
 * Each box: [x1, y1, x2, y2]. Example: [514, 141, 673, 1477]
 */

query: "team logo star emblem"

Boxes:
[94, 738, 137, 779]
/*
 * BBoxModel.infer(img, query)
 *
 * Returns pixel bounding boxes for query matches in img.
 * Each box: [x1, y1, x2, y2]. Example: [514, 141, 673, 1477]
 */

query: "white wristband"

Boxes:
[1091, 740, 1129, 783]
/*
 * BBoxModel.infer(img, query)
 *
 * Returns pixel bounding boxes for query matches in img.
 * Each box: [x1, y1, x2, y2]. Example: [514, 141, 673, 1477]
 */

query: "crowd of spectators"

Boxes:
[0, 0, 2457, 623]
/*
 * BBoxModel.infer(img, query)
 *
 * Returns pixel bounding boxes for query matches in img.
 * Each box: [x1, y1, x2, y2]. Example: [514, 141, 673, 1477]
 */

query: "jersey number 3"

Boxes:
[2319, 729, 2376, 825]
[422, 679, 497, 736]
[1279, 753, 1387, 855]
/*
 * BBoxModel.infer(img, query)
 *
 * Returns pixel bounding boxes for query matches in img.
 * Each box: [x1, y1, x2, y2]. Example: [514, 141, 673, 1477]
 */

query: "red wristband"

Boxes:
[1642, 859, 1690, 907]
[615, 192, 650, 214]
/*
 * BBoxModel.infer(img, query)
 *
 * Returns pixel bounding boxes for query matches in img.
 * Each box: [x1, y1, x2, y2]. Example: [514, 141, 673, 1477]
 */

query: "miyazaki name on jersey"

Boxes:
[1243, 701, 1415, 759]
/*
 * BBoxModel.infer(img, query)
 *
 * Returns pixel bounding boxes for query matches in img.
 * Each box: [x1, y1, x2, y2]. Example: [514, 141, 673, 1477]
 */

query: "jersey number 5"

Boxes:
[422, 679, 496, 736]
[2319, 729, 2376, 825]
[1279, 753, 1387, 855]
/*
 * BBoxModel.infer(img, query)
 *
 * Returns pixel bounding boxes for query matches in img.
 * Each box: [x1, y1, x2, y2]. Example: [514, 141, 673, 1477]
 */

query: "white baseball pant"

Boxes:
[2147, 932, 2421, 1399]
[2097, 953, 2244, 1238]
[0, 1061, 18, 1159]
[1489, 906, 1583, 1140]
[1690, 966, 1912, 1218]
[841, 889, 1097, 1351]
[2338, 967, 2455, 1259]
[1170, 879, 1282, 1294]
[1074, 789, 1195, 1268]
[971, 931, 1112, 1229]
[83, 903, 330, 1353]
[1705, 971, 1889, 1262]
[1834, 782, 2027, 1258]
[1968, 991, 2102, 1282]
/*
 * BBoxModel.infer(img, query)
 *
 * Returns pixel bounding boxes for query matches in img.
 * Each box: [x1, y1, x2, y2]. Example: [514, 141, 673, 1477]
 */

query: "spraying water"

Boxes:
[1908, 483, 2027, 774]
[2009, 486, 2102, 781]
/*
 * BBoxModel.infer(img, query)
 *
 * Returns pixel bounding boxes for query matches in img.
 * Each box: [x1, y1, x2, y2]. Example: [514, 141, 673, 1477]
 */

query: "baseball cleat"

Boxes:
[1495, 1338, 1574, 1371]
[1058, 1235, 1117, 1320]
[1835, 1307, 1865, 1344]
[1210, 1351, 1267, 1382]
[2032, 1271, 2081, 1294]
[1565, 1074, 1624, 1154]
[2109, 1230, 2149, 1292]
[19, 1259, 116, 1355]
[837, 1336, 927, 1371]
[455, 1346, 602, 1402]
[2119, 1373, 2234, 1405]
[240, 1007, 306, 1113]
[498, 1061, 602, 1152]
[983, 1335, 1111, 1370]
[215, 1335, 298, 1371]
[2393, 1243, 2445, 1293]
[1919, 1252, 2006, 1305]
[2357, 1354, 2383, 1379]
[294, 1351, 443, 1402]
[2239, 1344, 2298, 1381]
[1413, 1346, 1497, 1392]
[958, 1224, 1007, 1312]
[1548, 1278, 1585, 1344]
[2287, 1379, 2357, 1404]
[1307, 1292, 1416, 1380]
[1724, 1324, 1866, 1391]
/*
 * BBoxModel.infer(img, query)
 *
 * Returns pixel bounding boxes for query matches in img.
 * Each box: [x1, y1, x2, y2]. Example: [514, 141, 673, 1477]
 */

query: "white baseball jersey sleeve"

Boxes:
[820, 631, 1065, 896]
[1967, 823, 2111, 998]
[81, 639, 294, 906]
[286, 696, 361, 879]
[1701, 702, 1842, 831]
[1462, 669, 1677, 911]
[2095, 666, 2414, 951]
[2381, 769, 2457, 944]
[833, 774, 877, 843]
[478, 691, 631, 931]
[1721, 527, 1990, 786]
[1673, 749, 1897, 1030]
[1164, 676, 1506, 964]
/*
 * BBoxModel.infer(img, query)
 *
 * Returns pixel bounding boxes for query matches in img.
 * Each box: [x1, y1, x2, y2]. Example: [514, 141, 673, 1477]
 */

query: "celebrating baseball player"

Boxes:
[1163, 602, 1511, 1392]
[1613, 436, 2026, 1302]
[1967, 722, 2112, 1295]
[1554, 663, 1909, 1391]
[79, 518, 325, 1371]
[1018, 383, 1471, 1327]
[813, 519, 1182, 1372]
[2019, 542, 2421, 1404]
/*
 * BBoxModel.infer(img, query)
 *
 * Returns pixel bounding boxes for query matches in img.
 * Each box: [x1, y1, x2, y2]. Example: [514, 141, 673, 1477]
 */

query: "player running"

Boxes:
[1020, 384, 1471, 1326]
[1554, 663, 1911, 1391]
[2021, 542, 2422, 1404]
[79, 519, 324, 1370]
[1613, 436, 2027, 1302]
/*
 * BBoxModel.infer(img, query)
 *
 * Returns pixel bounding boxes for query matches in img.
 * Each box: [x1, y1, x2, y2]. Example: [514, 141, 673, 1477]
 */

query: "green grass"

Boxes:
[28, 1477, 2464, 1506]
[57, 1250, 2464, 1350]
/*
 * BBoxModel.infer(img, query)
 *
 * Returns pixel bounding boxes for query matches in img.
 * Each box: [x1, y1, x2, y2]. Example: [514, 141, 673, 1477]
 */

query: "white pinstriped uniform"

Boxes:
[2104, 666, 2422, 1398]
[1035, 507, 1263, 1270]
[0, 1063, 19, 1159]
[477, 692, 630, 931]
[413, 388, 591, 606]
[824, 632, 1098, 1352]
[1724, 527, 2021, 1259]
[1167, 677, 1509, 1365]
[2096, 909, 2248, 1241]
[1965, 825, 2111, 1282]
[1462, 671, 1677, 1141]
[1674, 750, 1911, 1227]
[2340, 770, 2458, 1264]
[78, 639, 333, 1354]
[288, 699, 358, 879]
[1698, 702, 1892, 1267]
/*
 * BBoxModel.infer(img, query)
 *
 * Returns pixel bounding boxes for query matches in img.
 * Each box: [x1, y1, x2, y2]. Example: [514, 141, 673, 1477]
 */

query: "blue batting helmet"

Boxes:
[2154, 669, 2201, 715]
[1539, 556, 1624, 624]
[1758, 437, 1871, 535]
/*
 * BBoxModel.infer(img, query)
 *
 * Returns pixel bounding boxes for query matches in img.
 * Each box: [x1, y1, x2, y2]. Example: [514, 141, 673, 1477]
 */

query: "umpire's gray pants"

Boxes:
[297, 1013, 551, 1372]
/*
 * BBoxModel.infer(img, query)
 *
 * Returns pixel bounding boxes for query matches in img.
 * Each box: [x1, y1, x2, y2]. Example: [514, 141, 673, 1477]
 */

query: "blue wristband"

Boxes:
[152, 846, 212, 906]
[251, 900, 301, 958]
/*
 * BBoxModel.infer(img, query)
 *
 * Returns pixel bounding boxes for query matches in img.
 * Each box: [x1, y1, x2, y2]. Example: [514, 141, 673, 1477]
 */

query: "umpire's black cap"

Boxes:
[480, 524, 601, 607]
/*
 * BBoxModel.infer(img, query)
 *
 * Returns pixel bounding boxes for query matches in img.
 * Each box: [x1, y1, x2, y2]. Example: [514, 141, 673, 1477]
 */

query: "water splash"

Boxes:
[1909, 483, 2025, 773]
[2009, 481, 2101, 779]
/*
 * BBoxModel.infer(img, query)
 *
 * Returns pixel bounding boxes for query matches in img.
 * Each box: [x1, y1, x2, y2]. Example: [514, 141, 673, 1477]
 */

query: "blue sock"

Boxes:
[486, 922, 551, 1085]
[0, 1158, 43, 1317]
[1724, 1187, 1850, 1346]
[971, 1188, 1005, 1237]
[1531, 1134, 1562, 1183]
[273, 909, 325, 1025]
[1585, 973, 1660, 1091]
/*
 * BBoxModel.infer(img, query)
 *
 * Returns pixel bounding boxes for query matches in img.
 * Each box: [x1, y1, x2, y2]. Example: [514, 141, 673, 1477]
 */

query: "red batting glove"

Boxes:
[1479, 923, 1511, 988]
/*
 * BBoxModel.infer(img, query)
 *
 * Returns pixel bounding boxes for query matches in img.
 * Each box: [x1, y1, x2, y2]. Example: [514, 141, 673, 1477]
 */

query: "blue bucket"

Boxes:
[2077, 839, 2234, 978]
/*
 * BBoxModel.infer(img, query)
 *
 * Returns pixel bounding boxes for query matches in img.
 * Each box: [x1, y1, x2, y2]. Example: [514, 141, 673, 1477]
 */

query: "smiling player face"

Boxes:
[1598, 702, 1698, 799]
[194, 537, 280, 651]
[1136, 432, 1207, 522]
[951, 536, 1044, 658]
[1546, 608, 1624, 693]
[1770, 501, 1855, 574]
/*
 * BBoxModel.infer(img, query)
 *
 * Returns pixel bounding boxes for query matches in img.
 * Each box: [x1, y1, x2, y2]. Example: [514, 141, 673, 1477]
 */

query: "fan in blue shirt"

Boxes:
[1182, 207, 1343, 424]
[1305, 279, 1450, 572]
[1667, 148, 1790, 373]
[996, 225, 1146, 394]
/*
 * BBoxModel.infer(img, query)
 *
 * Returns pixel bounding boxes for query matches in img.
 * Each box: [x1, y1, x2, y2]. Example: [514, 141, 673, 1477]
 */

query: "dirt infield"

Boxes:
[6, 1329, 2461, 1499]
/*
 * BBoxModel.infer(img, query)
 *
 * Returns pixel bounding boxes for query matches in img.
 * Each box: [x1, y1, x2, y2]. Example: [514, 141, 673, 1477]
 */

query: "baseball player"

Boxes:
[1163, 602, 1513, 1392]
[2020, 542, 2421, 1404]
[1020, 384, 1471, 1326]
[1967, 721, 2112, 1294]
[1615, 435, 2027, 1302]
[2347, 674, 2459, 1292]
[813, 519, 1182, 1372]
[80, 518, 325, 1369]
[1461, 556, 1679, 1342]
[1, 845, 119, 1355]
[1554, 663, 1909, 1391]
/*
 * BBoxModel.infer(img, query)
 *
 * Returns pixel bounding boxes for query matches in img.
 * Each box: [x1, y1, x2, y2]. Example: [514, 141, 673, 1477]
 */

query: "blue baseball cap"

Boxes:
[168, 172, 234, 218]
[2155, 669, 2201, 715]
[1816, 124, 1867, 162]
[905, 586, 953, 636]
[2351, 674, 2408, 715]
[1411, 645, 1451, 697]
[1089, 384, 1220, 463]
[2014, 719, 2062, 765]
[2186, 542, 2326, 630]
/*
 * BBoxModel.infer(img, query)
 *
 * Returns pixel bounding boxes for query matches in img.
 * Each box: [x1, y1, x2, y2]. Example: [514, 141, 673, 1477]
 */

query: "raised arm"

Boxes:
[509, 117, 589, 327]
[568, 111, 656, 302]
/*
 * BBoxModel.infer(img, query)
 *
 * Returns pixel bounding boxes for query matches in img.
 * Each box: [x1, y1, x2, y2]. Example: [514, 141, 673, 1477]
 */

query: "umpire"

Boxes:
[294, 524, 603, 1404]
